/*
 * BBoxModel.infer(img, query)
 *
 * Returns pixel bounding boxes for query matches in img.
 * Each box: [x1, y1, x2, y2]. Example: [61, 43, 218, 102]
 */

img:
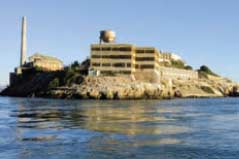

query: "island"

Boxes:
[1, 17, 239, 99]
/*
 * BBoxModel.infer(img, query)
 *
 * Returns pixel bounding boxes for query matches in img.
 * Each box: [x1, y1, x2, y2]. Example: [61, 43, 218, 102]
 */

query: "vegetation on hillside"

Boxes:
[17, 58, 90, 90]
[52, 59, 90, 87]
[171, 60, 185, 69]
[48, 78, 60, 88]
[200, 86, 214, 94]
[184, 65, 193, 70]
[170, 60, 193, 70]
[198, 65, 218, 78]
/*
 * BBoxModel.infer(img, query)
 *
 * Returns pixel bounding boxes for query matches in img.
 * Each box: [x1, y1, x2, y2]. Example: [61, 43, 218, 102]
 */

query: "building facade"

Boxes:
[90, 43, 198, 82]
[90, 44, 136, 75]
[28, 53, 64, 71]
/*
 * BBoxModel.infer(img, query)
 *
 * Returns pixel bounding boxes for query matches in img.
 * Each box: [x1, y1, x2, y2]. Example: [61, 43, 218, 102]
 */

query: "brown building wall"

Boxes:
[90, 43, 198, 82]
[33, 60, 63, 71]
[90, 44, 136, 75]
[28, 54, 64, 72]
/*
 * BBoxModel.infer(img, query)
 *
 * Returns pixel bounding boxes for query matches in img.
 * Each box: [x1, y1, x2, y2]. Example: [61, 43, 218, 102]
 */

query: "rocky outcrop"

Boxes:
[169, 75, 239, 98]
[42, 76, 163, 99]
[0, 72, 56, 97]
[1, 72, 239, 99]
[228, 86, 239, 97]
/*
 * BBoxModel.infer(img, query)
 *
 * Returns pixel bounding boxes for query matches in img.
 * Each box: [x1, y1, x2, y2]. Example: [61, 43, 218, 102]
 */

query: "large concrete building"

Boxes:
[28, 53, 64, 71]
[90, 30, 198, 82]
[91, 44, 135, 75]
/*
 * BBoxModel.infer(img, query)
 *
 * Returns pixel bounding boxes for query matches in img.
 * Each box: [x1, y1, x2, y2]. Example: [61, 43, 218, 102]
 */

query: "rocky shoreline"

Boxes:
[1, 72, 238, 100]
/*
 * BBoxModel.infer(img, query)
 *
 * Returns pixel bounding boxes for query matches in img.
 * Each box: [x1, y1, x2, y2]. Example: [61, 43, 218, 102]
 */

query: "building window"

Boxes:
[136, 50, 154, 54]
[136, 57, 155, 61]
[113, 63, 125, 67]
[136, 50, 144, 53]
[92, 47, 100, 51]
[140, 64, 154, 69]
[102, 47, 111, 51]
[92, 55, 131, 59]
[112, 47, 132, 52]
[102, 63, 111, 67]
[104, 55, 131, 59]
[92, 63, 101, 66]
[145, 50, 154, 53]
[91, 55, 101, 58]
[127, 63, 131, 67]
[119, 71, 131, 74]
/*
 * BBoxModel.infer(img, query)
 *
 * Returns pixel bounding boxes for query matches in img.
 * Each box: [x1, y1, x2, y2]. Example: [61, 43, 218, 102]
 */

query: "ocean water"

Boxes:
[0, 97, 239, 159]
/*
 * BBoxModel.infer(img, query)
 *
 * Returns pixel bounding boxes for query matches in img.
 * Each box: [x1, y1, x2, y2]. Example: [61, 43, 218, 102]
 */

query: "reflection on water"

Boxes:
[1, 97, 239, 159]
[12, 100, 189, 136]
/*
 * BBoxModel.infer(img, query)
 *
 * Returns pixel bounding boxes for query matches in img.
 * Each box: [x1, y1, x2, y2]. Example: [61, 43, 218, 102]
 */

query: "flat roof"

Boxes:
[91, 43, 162, 53]
[91, 43, 135, 47]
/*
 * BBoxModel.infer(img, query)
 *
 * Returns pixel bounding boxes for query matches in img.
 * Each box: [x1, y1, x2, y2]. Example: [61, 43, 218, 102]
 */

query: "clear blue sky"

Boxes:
[1, 0, 239, 85]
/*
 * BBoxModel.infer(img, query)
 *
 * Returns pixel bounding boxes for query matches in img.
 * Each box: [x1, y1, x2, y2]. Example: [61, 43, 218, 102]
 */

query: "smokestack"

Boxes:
[20, 16, 27, 66]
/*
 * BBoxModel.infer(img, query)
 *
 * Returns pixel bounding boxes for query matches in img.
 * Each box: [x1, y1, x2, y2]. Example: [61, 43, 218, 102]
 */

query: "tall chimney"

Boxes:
[20, 16, 27, 66]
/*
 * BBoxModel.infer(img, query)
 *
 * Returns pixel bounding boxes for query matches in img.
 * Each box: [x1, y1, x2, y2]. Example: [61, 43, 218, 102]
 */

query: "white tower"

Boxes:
[20, 16, 27, 66]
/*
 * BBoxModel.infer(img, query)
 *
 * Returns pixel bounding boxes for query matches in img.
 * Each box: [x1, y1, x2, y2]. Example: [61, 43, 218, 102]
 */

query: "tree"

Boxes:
[184, 65, 193, 70]
[72, 61, 80, 67]
[171, 60, 185, 69]
[48, 78, 60, 88]
[199, 65, 218, 76]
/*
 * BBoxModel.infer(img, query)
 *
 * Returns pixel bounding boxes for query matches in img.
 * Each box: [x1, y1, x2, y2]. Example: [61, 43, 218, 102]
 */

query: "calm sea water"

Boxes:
[0, 97, 239, 159]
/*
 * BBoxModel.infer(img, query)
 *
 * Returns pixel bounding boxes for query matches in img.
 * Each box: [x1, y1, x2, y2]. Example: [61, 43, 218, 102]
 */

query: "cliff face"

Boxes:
[0, 74, 163, 99]
[0, 72, 56, 97]
[171, 77, 237, 98]
[1, 71, 238, 99]
[42, 76, 163, 99]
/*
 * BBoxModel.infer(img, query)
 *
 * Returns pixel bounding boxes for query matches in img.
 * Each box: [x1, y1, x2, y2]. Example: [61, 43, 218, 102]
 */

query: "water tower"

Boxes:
[99, 30, 116, 44]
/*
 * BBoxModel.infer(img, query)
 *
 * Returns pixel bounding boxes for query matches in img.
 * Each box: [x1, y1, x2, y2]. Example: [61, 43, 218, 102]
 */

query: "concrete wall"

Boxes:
[159, 66, 198, 80]
[133, 70, 161, 83]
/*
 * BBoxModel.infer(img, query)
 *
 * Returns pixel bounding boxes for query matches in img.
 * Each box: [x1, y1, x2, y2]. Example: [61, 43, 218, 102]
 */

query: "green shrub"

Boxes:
[70, 61, 81, 71]
[48, 78, 60, 88]
[201, 86, 214, 94]
[71, 61, 80, 68]
[171, 60, 185, 69]
[199, 65, 218, 76]
[184, 65, 193, 70]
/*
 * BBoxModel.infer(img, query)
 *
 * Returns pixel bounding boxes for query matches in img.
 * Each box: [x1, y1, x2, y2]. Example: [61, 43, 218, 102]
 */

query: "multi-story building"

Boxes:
[135, 47, 159, 71]
[90, 43, 198, 82]
[90, 44, 136, 75]
[133, 47, 161, 82]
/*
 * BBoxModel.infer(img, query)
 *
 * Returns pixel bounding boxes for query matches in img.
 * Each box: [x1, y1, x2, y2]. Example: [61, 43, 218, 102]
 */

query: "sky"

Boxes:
[1, 0, 239, 85]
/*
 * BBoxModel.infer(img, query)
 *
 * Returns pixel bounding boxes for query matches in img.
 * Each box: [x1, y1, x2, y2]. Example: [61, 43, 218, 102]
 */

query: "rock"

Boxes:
[2, 71, 238, 100]
[229, 86, 239, 97]
[106, 90, 114, 99]
[174, 90, 182, 97]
